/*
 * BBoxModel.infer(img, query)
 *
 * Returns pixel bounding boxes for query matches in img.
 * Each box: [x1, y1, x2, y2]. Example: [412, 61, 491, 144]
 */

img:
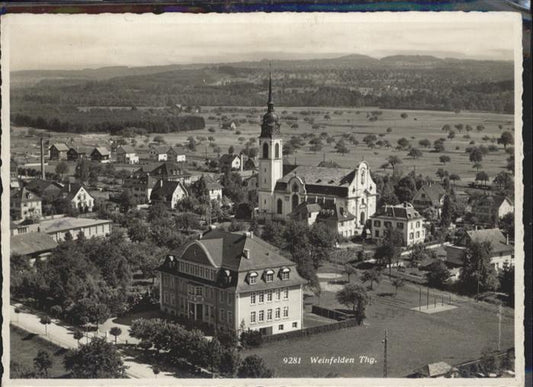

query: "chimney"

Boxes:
[243, 248, 250, 259]
[40, 138, 45, 180]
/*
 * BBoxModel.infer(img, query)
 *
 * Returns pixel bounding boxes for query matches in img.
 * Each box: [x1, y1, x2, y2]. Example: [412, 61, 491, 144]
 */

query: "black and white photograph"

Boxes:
[1, 11, 525, 384]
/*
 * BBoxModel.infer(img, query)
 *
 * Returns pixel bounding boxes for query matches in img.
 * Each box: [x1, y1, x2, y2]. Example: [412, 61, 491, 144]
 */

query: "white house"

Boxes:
[150, 179, 189, 209]
[370, 202, 426, 247]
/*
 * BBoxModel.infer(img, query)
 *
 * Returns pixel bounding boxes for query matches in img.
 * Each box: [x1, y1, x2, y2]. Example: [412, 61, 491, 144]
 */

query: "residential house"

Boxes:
[471, 195, 514, 224]
[10, 187, 42, 221]
[412, 183, 446, 218]
[37, 216, 112, 242]
[244, 158, 257, 171]
[150, 180, 188, 209]
[150, 146, 169, 161]
[158, 229, 306, 335]
[167, 146, 187, 163]
[203, 175, 223, 202]
[25, 179, 63, 202]
[243, 174, 258, 203]
[67, 146, 91, 161]
[219, 153, 243, 171]
[116, 145, 139, 164]
[371, 202, 426, 247]
[10, 232, 58, 264]
[445, 228, 514, 271]
[221, 120, 237, 130]
[291, 202, 322, 227]
[61, 183, 95, 212]
[90, 147, 111, 163]
[49, 143, 69, 160]
[316, 204, 357, 239]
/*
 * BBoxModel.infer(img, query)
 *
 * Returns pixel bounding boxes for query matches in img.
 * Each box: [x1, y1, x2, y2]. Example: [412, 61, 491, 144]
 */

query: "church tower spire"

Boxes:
[260, 66, 280, 139]
[267, 68, 274, 113]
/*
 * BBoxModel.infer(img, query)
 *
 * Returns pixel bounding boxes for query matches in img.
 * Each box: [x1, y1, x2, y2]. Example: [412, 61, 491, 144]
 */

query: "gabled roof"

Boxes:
[150, 180, 187, 201]
[11, 232, 58, 256]
[463, 228, 513, 255]
[25, 179, 63, 196]
[92, 147, 110, 156]
[220, 154, 240, 165]
[50, 143, 69, 152]
[151, 145, 170, 154]
[61, 183, 92, 201]
[291, 201, 322, 217]
[11, 187, 41, 203]
[203, 175, 222, 190]
[414, 183, 446, 206]
[149, 161, 190, 177]
[68, 146, 92, 154]
[473, 195, 514, 209]
[117, 145, 136, 154]
[374, 202, 423, 220]
[38, 216, 111, 234]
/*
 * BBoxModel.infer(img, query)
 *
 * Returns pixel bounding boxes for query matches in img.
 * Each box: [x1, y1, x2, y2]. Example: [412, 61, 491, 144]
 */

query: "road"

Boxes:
[9, 304, 176, 379]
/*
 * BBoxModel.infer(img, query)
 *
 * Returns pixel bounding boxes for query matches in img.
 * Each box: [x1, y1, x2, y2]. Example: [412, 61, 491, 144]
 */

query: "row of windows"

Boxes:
[250, 288, 289, 304]
[177, 260, 216, 281]
[248, 268, 290, 284]
[250, 307, 289, 323]
[373, 230, 424, 239]
[373, 220, 421, 229]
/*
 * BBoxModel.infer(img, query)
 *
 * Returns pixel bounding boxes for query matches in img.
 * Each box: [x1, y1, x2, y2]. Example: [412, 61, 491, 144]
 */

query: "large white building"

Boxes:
[256, 76, 377, 236]
[158, 229, 306, 335]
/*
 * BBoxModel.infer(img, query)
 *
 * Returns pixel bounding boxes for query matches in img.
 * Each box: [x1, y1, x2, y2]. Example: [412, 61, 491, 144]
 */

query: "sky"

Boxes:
[4, 12, 518, 71]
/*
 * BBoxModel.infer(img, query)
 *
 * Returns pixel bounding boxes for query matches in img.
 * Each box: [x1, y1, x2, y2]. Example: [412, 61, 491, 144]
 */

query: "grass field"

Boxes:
[244, 268, 514, 378]
[11, 106, 514, 183]
[10, 324, 69, 378]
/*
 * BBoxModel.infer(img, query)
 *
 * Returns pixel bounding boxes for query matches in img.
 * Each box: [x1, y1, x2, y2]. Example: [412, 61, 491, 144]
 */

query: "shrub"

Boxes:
[240, 329, 263, 348]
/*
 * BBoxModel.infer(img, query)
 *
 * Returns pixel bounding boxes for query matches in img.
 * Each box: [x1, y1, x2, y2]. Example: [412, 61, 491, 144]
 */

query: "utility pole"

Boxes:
[426, 287, 429, 309]
[419, 287, 422, 311]
[383, 329, 388, 377]
[498, 304, 502, 351]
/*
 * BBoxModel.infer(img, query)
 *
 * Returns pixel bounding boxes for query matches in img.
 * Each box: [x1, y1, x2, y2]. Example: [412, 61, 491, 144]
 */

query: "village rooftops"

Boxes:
[117, 145, 136, 153]
[150, 180, 188, 201]
[461, 228, 514, 255]
[38, 217, 112, 234]
[374, 202, 424, 220]
[50, 143, 69, 151]
[414, 183, 446, 206]
[11, 232, 58, 256]
[11, 187, 41, 203]
[93, 147, 110, 156]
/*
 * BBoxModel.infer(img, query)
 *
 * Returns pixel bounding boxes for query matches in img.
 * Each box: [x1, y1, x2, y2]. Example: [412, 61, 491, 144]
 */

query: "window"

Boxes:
[258, 292, 264, 303]
[281, 268, 290, 280]
[275, 308, 280, 319]
[375, 230, 380, 237]
[396, 222, 404, 229]
[250, 292, 256, 304]
[283, 306, 289, 317]
[384, 221, 392, 228]
[220, 309, 225, 321]
[374, 220, 381, 227]
[259, 310, 264, 322]
[227, 311, 232, 324]
[250, 311, 256, 323]
[275, 143, 280, 158]
[195, 286, 203, 296]
[265, 271, 274, 282]
[266, 290, 273, 302]
[262, 143, 269, 159]
[277, 199, 283, 214]
[409, 232, 414, 240]
[249, 272, 258, 284]
[276, 289, 281, 301]
[416, 221, 420, 228]
[283, 288, 289, 299]
[278, 324, 284, 331]
[267, 309, 272, 320]
[292, 322, 298, 328]
[416, 231, 420, 238]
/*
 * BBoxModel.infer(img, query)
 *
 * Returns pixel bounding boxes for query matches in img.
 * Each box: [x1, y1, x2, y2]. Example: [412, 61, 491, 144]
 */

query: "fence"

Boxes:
[311, 305, 352, 321]
[262, 318, 359, 344]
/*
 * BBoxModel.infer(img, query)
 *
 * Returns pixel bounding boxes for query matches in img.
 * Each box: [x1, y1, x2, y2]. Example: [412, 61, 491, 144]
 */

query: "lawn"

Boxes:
[245, 275, 515, 378]
[10, 324, 69, 378]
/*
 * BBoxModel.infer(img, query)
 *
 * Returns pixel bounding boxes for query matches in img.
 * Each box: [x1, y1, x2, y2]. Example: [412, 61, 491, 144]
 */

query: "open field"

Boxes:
[11, 106, 513, 183]
[10, 324, 69, 378]
[245, 270, 514, 378]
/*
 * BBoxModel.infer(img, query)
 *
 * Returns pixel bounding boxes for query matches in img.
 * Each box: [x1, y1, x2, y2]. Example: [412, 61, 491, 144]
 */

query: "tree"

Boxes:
[439, 155, 451, 164]
[344, 264, 357, 282]
[219, 349, 241, 377]
[391, 277, 405, 295]
[441, 124, 451, 132]
[499, 212, 514, 241]
[440, 195, 456, 228]
[499, 263, 514, 307]
[447, 130, 456, 139]
[335, 284, 369, 323]
[237, 355, 273, 378]
[449, 174, 461, 186]
[64, 337, 127, 378]
[459, 241, 499, 296]
[55, 161, 69, 179]
[118, 189, 137, 212]
[109, 327, 122, 344]
[426, 261, 451, 289]
[400, 112, 408, 119]
[469, 147, 483, 164]
[419, 139, 431, 148]
[374, 228, 403, 276]
[40, 316, 52, 336]
[386, 155, 402, 171]
[361, 268, 381, 290]
[397, 137, 410, 150]
[498, 131, 513, 149]
[407, 148, 423, 159]
[409, 244, 429, 267]
[152, 366, 160, 378]
[475, 171, 489, 187]
[493, 171, 513, 191]
[33, 350, 53, 377]
[335, 139, 349, 155]
[73, 330, 84, 346]
[228, 145, 235, 154]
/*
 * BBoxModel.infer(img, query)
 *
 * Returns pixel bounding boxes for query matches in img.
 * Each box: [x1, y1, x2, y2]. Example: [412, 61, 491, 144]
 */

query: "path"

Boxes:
[9, 304, 175, 379]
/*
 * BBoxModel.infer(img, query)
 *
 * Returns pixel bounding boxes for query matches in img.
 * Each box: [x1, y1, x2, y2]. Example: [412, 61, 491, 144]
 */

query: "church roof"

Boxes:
[374, 202, 423, 220]
[275, 165, 356, 197]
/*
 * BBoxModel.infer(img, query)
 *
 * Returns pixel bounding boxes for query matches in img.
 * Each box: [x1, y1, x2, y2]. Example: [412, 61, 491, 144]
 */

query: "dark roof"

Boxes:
[220, 154, 240, 165]
[61, 183, 91, 201]
[25, 179, 63, 196]
[150, 180, 187, 201]
[11, 187, 41, 203]
[68, 146, 92, 154]
[463, 229, 514, 255]
[291, 201, 322, 217]
[151, 145, 170, 154]
[414, 183, 446, 206]
[203, 175, 223, 190]
[149, 162, 190, 177]
[50, 143, 69, 152]
[317, 203, 356, 222]
[373, 202, 423, 220]
[11, 232, 58, 256]
[92, 147, 110, 156]
[473, 195, 514, 209]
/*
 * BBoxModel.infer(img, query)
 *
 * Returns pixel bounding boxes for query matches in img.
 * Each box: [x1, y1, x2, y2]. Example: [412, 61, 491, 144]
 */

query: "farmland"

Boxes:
[11, 105, 513, 184]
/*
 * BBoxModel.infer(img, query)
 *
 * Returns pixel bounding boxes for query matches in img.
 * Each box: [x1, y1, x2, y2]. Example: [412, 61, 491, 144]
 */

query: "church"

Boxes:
[256, 75, 378, 238]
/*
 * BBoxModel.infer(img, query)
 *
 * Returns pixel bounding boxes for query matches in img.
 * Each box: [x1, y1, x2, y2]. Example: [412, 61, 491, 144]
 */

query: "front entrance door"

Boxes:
[188, 303, 204, 321]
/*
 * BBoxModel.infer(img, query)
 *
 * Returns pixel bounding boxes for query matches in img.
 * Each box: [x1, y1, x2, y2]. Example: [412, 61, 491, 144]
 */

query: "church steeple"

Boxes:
[260, 67, 281, 139]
